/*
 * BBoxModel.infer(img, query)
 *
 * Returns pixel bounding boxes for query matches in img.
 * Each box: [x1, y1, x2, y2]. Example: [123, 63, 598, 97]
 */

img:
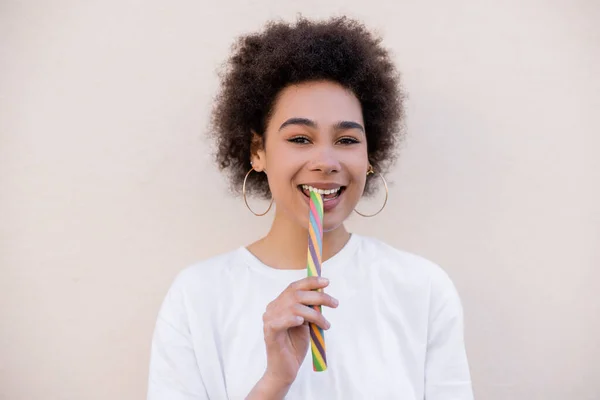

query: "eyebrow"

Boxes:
[278, 117, 365, 133]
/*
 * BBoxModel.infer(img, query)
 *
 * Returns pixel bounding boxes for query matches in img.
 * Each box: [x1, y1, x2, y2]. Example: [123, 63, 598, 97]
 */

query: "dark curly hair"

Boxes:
[210, 16, 405, 199]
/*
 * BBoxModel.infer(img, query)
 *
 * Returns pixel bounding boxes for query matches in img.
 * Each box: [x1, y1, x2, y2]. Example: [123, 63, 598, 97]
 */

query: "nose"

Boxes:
[308, 147, 341, 174]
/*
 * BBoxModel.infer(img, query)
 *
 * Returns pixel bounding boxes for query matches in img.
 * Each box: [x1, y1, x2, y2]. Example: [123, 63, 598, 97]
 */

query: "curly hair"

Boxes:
[210, 16, 405, 199]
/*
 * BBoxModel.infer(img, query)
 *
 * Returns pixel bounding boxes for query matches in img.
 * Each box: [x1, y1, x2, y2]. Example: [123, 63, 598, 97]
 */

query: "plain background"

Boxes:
[1, 0, 598, 399]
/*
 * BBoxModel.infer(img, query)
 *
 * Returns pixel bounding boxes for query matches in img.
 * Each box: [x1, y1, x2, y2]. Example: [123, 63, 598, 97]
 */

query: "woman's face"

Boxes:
[251, 80, 369, 232]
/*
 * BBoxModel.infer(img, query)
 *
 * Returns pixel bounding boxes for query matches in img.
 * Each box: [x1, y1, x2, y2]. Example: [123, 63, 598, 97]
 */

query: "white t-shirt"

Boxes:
[147, 234, 473, 399]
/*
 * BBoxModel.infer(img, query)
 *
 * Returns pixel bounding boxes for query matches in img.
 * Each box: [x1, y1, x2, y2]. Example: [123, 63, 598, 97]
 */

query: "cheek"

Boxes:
[349, 179, 367, 202]
[265, 144, 304, 177]
[347, 158, 369, 186]
[264, 155, 300, 197]
[264, 169, 286, 198]
[348, 169, 369, 202]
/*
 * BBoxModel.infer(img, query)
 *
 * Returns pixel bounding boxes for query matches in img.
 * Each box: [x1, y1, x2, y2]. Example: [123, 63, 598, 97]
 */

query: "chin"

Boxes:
[316, 207, 352, 233]
[323, 222, 345, 233]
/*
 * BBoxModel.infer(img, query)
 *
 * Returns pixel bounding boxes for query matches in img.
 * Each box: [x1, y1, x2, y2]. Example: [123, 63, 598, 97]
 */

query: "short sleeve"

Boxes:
[147, 275, 209, 400]
[424, 274, 474, 400]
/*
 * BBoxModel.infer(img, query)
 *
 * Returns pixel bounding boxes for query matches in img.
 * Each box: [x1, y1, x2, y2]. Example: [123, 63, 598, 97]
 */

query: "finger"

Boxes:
[288, 276, 329, 292]
[292, 303, 331, 330]
[294, 290, 339, 308]
[264, 313, 305, 335]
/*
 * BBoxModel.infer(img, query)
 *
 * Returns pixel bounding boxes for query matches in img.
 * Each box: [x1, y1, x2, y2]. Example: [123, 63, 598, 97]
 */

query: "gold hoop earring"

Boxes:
[242, 168, 274, 216]
[354, 166, 388, 217]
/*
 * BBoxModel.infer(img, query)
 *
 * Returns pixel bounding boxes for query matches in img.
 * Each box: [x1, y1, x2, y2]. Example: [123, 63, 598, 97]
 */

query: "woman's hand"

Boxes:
[261, 276, 339, 388]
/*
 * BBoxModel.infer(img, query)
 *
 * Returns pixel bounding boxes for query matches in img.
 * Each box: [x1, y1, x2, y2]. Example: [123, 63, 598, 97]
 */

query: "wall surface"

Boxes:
[1, 1, 598, 399]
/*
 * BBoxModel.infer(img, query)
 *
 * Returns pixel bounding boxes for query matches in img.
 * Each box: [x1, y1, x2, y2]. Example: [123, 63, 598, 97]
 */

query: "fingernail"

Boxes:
[319, 277, 329, 284]
[332, 298, 339, 306]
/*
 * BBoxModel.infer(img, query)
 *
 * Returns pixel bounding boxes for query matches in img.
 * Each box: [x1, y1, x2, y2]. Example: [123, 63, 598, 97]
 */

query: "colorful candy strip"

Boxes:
[306, 190, 327, 372]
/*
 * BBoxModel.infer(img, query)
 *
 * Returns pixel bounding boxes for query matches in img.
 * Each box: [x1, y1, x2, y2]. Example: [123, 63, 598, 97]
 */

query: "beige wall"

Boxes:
[1, 1, 598, 399]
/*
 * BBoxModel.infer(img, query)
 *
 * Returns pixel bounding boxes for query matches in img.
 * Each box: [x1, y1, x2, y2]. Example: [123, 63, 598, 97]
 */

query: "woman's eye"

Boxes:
[288, 136, 311, 144]
[337, 137, 360, 145]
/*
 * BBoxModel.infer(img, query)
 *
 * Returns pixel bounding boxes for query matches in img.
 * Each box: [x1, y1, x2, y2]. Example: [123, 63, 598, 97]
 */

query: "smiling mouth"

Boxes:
[298, 185, 346, 201]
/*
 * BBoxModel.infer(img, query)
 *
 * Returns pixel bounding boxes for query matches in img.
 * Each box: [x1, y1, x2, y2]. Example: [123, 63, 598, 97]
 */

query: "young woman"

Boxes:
[147, 16, 473, 400]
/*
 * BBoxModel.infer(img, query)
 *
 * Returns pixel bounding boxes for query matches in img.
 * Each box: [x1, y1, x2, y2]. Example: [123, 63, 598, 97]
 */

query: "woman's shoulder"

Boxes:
[167, 247, 248, 295]
[353, 234, 457, 293]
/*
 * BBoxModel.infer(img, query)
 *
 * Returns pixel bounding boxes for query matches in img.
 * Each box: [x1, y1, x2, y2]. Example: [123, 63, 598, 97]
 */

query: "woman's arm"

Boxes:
[147, 278, 209, 400]
[147, 284, 290, 400]
[245, 374, 291, 400]
[424, 275, 474, 400]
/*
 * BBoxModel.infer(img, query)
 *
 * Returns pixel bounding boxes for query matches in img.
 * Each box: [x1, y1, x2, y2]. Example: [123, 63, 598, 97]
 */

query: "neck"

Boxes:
[247, 208, 351, 270]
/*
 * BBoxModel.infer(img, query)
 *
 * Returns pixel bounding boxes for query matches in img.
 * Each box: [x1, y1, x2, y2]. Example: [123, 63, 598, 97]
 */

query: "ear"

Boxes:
[250, 131, 267, 172]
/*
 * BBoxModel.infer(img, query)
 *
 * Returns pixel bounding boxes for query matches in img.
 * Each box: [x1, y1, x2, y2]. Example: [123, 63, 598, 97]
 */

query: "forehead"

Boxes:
[268, 80, 364, 128]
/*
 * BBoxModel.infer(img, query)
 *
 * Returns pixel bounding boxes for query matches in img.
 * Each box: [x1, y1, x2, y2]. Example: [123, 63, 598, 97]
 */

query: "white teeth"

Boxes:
[301, 185, 341, 195]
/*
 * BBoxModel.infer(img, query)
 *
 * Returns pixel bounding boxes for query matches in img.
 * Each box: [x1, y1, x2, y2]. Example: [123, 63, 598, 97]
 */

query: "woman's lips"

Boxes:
[298, 186, 346, 212]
